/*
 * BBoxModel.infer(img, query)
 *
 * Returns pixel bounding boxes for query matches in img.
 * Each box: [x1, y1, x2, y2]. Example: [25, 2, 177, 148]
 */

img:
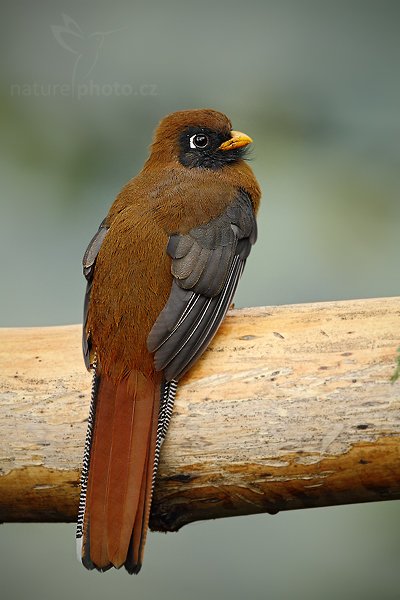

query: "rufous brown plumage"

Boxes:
[77, 108, 261, 573]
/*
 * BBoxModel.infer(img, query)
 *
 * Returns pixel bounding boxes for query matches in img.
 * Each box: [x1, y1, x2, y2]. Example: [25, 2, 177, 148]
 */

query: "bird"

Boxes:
[76, 108, 261, 574]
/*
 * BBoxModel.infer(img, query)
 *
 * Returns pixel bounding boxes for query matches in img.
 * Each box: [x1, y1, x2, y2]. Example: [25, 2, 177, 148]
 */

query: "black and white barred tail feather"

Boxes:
[76, 358, 99, 560]
[151, 378, 178, 493]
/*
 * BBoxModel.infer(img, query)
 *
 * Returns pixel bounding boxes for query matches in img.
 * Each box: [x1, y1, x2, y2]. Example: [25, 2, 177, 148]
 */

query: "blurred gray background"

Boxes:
[0, 0, 399, 598]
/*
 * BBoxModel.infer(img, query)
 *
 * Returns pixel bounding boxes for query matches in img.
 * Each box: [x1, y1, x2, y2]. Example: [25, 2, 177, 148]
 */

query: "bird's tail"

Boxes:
[76, 366, 161, 574]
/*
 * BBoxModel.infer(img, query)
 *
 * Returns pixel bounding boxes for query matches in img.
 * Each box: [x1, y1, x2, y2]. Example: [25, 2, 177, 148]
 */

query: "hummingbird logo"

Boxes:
[51, 14, 126, 90]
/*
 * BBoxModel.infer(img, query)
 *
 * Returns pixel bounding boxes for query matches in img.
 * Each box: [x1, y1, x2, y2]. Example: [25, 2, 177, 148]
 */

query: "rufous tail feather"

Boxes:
[77, 366, 162, 572]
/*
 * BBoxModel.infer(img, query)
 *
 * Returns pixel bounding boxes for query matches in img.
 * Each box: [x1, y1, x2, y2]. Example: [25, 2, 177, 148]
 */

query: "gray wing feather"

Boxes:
[147, 190, 256, 381]
[82, 218, 108, 369]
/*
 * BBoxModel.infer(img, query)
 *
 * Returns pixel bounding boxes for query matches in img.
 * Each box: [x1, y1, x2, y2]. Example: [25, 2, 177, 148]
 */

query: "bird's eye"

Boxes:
[189, 133, 209, 149]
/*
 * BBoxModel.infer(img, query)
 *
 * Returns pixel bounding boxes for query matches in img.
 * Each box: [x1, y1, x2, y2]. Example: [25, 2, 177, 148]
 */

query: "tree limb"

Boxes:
[0, 297, 399, 530]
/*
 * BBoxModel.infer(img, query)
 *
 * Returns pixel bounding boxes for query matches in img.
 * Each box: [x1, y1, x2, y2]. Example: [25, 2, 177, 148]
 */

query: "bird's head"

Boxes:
[148, 109, 253, 170]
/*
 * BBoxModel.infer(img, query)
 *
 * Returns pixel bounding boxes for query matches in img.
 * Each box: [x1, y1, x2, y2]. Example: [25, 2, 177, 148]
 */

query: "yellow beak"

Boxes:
[218, 130, 253, 151]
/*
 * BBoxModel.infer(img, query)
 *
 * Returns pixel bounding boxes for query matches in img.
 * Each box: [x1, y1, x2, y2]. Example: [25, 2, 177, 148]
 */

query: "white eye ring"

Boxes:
[189, 133, 209, 149]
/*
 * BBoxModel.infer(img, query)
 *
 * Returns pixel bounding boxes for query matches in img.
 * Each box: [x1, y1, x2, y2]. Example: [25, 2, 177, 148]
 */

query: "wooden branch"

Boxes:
[0, 297, 399, 531]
